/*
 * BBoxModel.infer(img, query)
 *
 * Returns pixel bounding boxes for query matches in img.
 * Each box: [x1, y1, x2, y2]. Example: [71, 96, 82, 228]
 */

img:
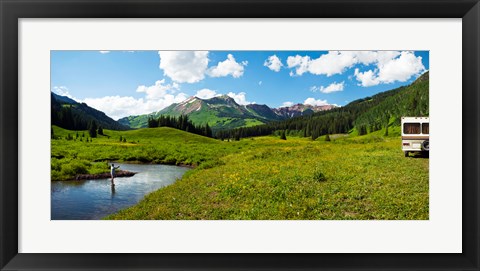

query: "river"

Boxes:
[51, 163, 190, 220]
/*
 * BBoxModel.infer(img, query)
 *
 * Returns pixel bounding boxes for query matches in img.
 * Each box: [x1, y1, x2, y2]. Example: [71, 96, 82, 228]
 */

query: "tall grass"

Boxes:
[52, 125, 428, 219]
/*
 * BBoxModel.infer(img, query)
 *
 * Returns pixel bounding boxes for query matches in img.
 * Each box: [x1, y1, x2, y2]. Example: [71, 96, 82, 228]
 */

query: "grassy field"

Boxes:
[51, 126, 226, 181]
[51, 125, 429, 220]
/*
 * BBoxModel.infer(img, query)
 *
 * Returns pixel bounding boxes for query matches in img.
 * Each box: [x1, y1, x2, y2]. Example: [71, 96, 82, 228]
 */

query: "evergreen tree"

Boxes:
[325, 134, 331, 141]
[383, 112, 390, 136]
[149, 114, 214, 138]
[234, 131, 241, 141]
[97, 126, 104, 135]
[306, 123, 311, 137]
[205, 123, 212, 137]
[280, 130, 287, 140]
[88, 120, 97, 138]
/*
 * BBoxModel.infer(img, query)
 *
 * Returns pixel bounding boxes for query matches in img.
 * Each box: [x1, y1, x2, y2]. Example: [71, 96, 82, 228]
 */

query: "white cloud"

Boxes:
[264, 55, 283, 72]
[52, 86, 75, 99]
[226, 92, 252, 105]
[286, 51, 425, 87]
[316, 81, 345, 93]
[77, 78, 190, 120]
[136, 79, 179, 100]
[81, 85, 256, 120]
[99, 51, 110, 54]
[195, 89, 254, 105]
[159, 52, 248, 82]
[81, 96, 148, 120]
[306, 51, 401, 77]
[258, 81, 262, 86]
[354, 51, 425, 87]
[288, 51, 362, 77]
[195, 88, 220, 99]
[52, 80, 192, 120]
[307, 51, 358, 76]
[207, 54, 246, 78]
[81, 93, 188, 121]
[304, 97, 329, 106]
[158, 51, 209, 83]
[281, 101, 294, 107]
[376, 51, 425, 83]
[287, 55, 310, 76]
[354, 69, 379, 87]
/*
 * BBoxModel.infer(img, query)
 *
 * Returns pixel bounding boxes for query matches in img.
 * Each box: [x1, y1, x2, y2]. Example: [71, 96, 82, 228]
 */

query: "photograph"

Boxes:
[50, 50, 430, 220]
[2, 0, 478, 268]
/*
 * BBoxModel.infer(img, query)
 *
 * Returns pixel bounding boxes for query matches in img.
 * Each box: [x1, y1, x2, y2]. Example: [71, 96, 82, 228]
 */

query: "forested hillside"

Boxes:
[147, 114, 213, 138]
[216, 72, 429, 140]
[51, 93, 130, 131]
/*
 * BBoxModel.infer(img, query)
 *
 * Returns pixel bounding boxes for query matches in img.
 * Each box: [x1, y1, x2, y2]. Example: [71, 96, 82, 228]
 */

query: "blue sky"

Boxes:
[51, 50, 429, 120]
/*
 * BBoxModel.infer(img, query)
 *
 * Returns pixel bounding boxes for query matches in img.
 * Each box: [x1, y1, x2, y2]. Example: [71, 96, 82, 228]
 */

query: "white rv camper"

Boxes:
[401, 117, 429, 157]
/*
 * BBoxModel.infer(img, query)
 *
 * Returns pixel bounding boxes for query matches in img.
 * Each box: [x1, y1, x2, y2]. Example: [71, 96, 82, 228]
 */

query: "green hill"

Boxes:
[118, 95, 279, 130]
[51, 92, 129, 131]
[354, 72, 429, 133]
[217, 71, 429, 140]
[51, 125, 222, 181]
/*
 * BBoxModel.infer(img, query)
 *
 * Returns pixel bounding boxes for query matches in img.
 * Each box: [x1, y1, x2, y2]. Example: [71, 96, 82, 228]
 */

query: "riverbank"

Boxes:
[51, 126, 220, 181]
[118, 160, 196, 169]
[71, 170, 136, 181]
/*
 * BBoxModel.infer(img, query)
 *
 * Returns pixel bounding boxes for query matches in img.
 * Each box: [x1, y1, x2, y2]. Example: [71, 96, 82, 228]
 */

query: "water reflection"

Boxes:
[51, 163, 189, 220]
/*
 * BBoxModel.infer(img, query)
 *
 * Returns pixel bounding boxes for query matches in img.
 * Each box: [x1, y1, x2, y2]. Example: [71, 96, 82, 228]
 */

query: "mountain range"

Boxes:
[118, 95, 336, 130]
[52, 71, 428, 135]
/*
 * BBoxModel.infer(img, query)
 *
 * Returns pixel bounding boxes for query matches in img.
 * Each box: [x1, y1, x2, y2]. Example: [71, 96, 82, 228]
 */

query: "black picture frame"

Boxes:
[1, 0, 479, 270]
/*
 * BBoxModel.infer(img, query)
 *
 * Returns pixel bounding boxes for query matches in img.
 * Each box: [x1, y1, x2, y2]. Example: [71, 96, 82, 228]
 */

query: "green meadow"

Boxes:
[51, 125, 428, 220]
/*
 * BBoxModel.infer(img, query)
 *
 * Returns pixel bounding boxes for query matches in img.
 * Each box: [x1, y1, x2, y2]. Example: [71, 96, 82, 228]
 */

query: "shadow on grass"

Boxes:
[407, 152, 429, 159]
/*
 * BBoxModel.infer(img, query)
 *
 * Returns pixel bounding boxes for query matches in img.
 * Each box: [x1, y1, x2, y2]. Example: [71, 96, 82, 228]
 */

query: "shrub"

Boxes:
[197, 159, 225, 170]
[51, 170, 62, 181]
[313, 168, 327, 182]
[60, 160, 89, 176]
[51, 158, 62, 171]
[90, 162, 109, 174]
[163, 155, 178, 165]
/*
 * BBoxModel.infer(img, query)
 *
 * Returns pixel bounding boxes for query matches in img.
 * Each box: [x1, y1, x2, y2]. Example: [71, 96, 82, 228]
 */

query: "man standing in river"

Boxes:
[110, 163, 120, 185]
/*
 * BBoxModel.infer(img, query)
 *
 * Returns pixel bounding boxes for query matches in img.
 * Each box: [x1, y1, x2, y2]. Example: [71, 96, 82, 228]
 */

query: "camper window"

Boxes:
[422, 123, 429, 134]
[404, 123, 421, 134]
